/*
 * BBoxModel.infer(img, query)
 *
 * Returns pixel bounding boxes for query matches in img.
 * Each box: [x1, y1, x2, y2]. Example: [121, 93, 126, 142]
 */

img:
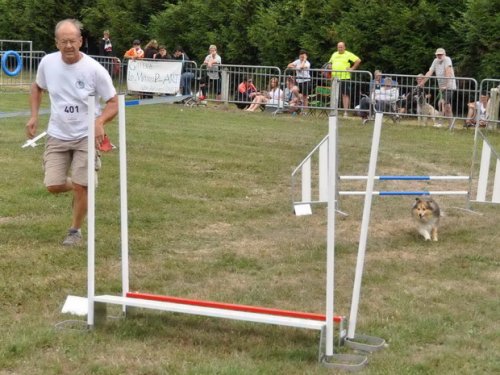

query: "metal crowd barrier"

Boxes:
[0, 50, 46, 91]
[385, 74, 478, 128]
[1, 44, 499, 129]
[214, 64, 283, 109]
[89, 55, 124, 90]
[283, 68, 373, 117]
[279, 70, 479, 126]
[0, 48, 46, 116]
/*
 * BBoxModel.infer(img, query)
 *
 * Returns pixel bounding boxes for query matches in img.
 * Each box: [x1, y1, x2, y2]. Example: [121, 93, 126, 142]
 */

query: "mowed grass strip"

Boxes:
[0, 99, 499, 374]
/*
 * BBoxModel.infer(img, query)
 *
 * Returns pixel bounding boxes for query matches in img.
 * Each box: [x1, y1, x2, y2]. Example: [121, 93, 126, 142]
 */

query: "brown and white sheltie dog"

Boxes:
[411, 197, 441, 241]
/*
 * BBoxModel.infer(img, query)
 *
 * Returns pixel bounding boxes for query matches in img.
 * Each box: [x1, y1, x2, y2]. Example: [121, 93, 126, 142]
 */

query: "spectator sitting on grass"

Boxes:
[235, 76, 257, 109]
[284, 76, 302, 113]
[245, 76, 283, 112]
[465, 94, 489, 128]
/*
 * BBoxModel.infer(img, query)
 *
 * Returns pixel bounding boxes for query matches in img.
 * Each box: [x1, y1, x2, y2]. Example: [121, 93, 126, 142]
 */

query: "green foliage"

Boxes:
[0, 0, 85, 52]
[149, 0, 265, 64]
[332, 0, 467, 74]
[454, 0, 500, 80]
[81, 0, 167, 56]
[0, 0, 497, 79]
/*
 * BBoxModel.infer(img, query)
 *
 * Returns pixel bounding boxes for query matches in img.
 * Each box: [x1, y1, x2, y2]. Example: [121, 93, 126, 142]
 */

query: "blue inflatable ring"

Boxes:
[1, 50, 23, 77]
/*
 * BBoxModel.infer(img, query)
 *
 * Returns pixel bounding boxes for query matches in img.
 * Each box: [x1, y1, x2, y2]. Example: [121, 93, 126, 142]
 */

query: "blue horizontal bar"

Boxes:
[125, 100, 140, 107]
[378, 176, 430, 181]
[379, 191, 431, 196]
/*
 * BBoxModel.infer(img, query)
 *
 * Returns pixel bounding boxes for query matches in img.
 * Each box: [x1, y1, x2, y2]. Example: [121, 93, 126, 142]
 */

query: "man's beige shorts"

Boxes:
[43, 136, 88, 187]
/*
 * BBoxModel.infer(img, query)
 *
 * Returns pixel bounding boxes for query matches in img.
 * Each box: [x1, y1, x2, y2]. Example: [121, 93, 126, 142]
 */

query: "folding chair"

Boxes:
[309, 85, 332, 117]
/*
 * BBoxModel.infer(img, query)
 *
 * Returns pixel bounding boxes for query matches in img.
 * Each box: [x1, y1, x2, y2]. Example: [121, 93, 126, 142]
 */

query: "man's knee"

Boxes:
[47, 184, 68, 194]
[72, 183, 87, 194]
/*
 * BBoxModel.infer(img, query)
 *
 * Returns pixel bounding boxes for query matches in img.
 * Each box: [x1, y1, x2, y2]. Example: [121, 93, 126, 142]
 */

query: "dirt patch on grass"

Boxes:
[0, 216, 15, 224]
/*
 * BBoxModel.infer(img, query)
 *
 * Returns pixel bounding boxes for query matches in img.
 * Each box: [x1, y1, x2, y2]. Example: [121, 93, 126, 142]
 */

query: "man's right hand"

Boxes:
[25, 117, 38, 139]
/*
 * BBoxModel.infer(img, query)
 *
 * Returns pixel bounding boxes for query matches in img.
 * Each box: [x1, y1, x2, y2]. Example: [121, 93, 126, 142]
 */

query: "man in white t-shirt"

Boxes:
[202, 44, 222, 100]
[421, 47, 456, 126]
[25, 19, 118, 246]
[287, 49, 312, 110]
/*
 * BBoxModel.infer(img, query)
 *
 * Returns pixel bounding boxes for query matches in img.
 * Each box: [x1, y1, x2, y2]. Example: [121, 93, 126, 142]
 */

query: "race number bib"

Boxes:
[60, 102, 86, 123]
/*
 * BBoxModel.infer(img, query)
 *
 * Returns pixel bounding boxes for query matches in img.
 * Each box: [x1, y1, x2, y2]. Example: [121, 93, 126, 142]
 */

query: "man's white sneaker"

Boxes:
[62, 229, 82, 246]
[95, 151, 101, 172]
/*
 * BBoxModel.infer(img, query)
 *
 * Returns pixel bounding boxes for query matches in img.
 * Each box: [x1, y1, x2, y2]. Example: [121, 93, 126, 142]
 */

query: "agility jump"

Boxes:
[291, 130, 498, 214]
[68, 95, 368, 371]
[290, 110, 499, 355]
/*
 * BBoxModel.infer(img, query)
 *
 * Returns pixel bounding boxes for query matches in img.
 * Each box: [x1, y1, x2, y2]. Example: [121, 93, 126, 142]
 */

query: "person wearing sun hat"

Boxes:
[420, 47, 456, 126]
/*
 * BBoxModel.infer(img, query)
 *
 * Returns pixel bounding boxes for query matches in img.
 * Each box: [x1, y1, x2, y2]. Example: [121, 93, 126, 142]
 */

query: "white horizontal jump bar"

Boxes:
[93, 295, 326, 331]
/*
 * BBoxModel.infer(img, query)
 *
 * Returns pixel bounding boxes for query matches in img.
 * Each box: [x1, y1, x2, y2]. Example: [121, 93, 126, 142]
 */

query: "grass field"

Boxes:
[1, 98, 499, 374]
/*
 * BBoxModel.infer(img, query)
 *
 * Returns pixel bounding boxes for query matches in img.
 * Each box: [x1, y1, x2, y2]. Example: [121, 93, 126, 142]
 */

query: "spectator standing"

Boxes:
[202, 44, 222, 100]
[144, 40, 159, 59]
[173, 46, 194, 96]
[98, 30, 119, 78]
[124, 39, 144, 60]
[98, 30, 113, 56]
[287, 49, 311, 111]
[154, 45, 171, 60]
[25, 19, 118, 246]
[421, 47, 456, 127]
[328, 41, 361, 117]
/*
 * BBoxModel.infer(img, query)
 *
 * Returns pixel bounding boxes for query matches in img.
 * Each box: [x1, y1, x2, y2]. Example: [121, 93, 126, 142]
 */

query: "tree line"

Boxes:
[0, 0, 498, 80]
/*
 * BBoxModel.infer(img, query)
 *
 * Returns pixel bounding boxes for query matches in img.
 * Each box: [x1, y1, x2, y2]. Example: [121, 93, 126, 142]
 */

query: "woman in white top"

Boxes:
[245, 77, 283, 111]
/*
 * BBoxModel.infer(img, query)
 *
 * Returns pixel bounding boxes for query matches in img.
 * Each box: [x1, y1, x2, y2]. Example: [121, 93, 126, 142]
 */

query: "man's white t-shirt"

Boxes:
[290, 59, 311, 83]
[204, 53, 221, 80]
[429, 56, 457, 90]
[36, 52, 116, 140]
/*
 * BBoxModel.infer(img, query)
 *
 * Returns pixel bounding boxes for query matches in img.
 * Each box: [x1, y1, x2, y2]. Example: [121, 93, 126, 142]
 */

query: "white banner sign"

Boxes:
[126, 60, 182, 94]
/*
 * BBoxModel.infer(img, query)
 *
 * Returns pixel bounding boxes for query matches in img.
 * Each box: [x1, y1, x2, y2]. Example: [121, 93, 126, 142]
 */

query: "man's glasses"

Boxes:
[57, 39, 80, 46]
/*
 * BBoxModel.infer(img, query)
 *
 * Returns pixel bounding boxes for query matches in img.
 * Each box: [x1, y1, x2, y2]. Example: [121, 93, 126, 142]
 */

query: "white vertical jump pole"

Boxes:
[118, 95, 130, 303]
[347, 112, 384, 340]
[476, 138, 491, 202]
[302, 158, 312, 204]
[325, 115, 337, 357]
[87, 96, 96, 326]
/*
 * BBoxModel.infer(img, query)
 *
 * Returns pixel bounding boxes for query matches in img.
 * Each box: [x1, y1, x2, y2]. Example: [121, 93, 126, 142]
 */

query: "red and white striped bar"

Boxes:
[92, 293, 343, 331]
